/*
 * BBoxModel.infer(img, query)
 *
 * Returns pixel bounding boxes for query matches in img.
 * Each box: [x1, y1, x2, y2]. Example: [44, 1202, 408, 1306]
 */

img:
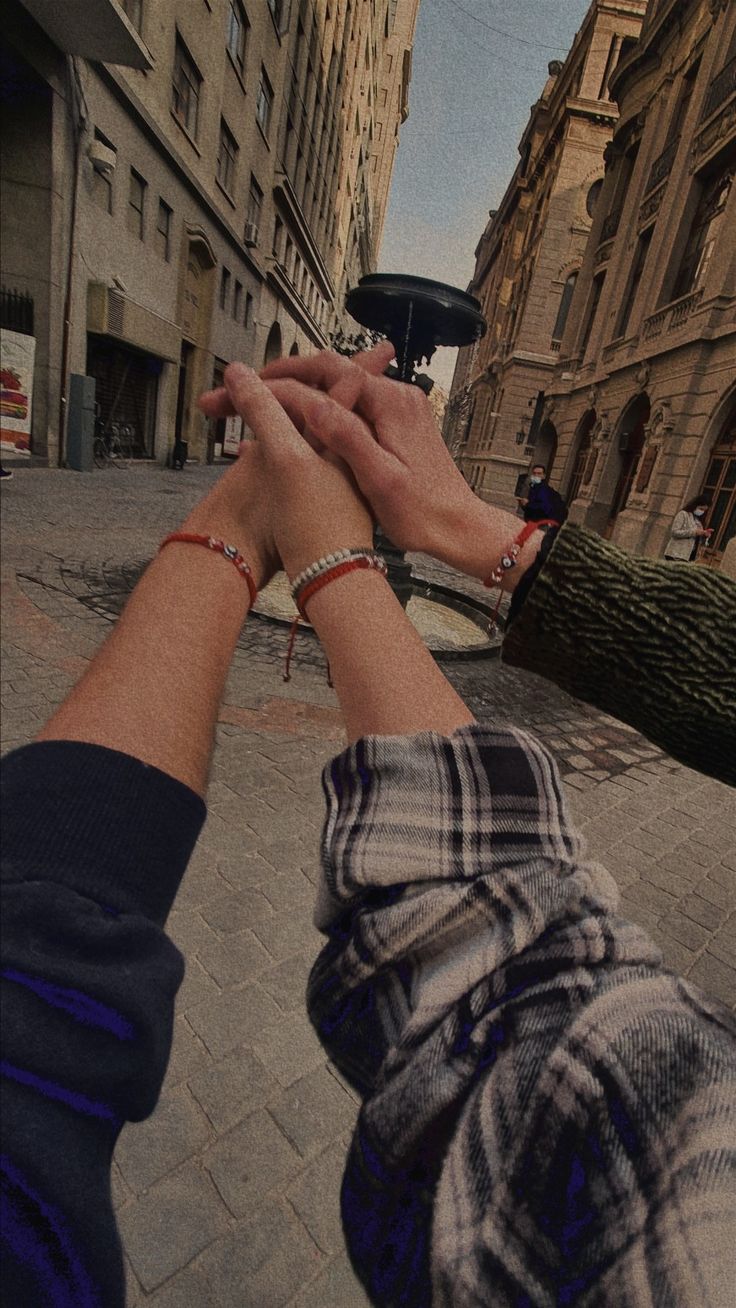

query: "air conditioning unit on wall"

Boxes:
[243, 223, 259, 247]
[88, 140, 117, 174]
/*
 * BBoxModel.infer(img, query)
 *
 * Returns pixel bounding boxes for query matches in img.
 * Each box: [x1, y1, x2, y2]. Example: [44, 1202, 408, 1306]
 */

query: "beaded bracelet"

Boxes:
[290, 548, 384, 600]
[159, 532, 258, 608]
[285, 551, 388, 682]
[482, 519, 558, 632]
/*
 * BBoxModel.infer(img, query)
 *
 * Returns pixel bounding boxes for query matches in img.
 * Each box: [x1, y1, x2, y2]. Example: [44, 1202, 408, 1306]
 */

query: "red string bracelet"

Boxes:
[284, 555, 387, 682]
[483, 518, 558, 630]
[159, 531, 258, 608]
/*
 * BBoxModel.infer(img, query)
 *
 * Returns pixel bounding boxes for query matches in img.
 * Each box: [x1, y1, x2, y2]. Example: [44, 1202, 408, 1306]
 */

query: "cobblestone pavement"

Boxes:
[2, 464, 735, 1307]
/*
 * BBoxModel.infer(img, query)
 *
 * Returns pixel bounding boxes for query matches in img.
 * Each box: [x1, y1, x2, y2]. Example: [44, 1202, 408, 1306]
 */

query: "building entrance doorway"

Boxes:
[567, 409, 596, 505]
[700, 395, 736, 564]
[607, 393, 650, 535]
[86, 337, 159, 458]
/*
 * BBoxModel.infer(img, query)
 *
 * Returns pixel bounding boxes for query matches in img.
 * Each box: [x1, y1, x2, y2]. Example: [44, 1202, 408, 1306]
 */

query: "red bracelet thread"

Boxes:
[483, 518, 558, 631]
[284, 556, 386, 682]
[159, 532, 258, 607]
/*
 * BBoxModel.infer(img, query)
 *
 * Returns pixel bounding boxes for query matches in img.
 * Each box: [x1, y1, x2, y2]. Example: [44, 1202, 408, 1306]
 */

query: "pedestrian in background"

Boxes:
[516, 462, 567, 527]
[664, 494, 713, 561]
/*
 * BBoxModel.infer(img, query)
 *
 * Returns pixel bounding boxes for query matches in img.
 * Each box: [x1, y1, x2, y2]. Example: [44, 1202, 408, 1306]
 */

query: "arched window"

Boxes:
[552, 272, 578, 345]
[700, 398, 736, 560]
[263, 321, 282, 364]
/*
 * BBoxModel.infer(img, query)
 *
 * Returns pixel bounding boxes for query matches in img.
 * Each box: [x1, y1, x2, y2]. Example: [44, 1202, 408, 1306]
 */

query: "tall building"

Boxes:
[544, 0, 735, 567]
[0, 0, 420, 466]
[444, 1, 647, 513]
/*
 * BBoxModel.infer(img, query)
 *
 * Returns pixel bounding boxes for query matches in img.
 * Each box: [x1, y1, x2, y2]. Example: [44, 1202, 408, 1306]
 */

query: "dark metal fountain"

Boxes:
[345, 273, 486, 607]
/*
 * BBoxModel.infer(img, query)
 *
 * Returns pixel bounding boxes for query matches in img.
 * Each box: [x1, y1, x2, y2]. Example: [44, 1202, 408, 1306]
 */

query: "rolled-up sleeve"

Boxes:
[308, 726, 736, 1307]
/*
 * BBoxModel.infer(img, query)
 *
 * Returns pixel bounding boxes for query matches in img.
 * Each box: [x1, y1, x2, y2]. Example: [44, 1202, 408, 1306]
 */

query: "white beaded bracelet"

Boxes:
[290, 548, 384, 599]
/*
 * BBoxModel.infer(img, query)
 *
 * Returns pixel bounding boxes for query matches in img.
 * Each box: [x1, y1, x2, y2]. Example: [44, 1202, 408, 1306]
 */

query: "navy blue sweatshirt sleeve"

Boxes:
[1, 741, 206, 1308]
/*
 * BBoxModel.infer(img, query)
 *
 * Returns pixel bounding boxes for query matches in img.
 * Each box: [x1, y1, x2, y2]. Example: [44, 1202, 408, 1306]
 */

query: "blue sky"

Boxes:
[378, 0, 591, 391]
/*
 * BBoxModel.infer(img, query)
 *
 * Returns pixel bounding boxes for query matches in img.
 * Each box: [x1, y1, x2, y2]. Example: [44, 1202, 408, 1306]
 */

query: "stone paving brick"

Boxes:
[195, 1200, 324, 1308]
[623, 879, 678, 918]
[287, 1142, 346, 1256]
[677, 894, 725, 932]
[260, 953, 315, 1012]
[706, 860, 736, 891]
[166, 908, 219, 957]
[647, 930, 696, 979]
[643, 861, 698, 898]
[174, 860, 233, 913]
[174, 958, 221, 1013]
[197, 929, 273, 989]
[216, 851, 277, 892]
[253, 1009, 326, 1088]
[205, 1109, 304, 1217]
[289, 1252, 371, 1308]
[268, 1064, 358, 1161]
[189, 1047, 279, 1134]
[688, 953, 736, 1007]
[114, 1085, 213, 1195]
[253, 909, 323, 962]
[658, 911, 712, 953]
[144, 1265, 218, 1308]
[698, 875, 736, 910]
[200, 889, 274, 937]
[162, 1016, 212, 1089]
[117, 1162, 230, 1292]
[708, 918, 736, 969]
[186, 984, 283, 1060]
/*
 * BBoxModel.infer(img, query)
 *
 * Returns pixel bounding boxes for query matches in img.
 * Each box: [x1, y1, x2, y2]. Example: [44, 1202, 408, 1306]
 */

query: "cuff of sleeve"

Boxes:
[501, 522, 641, 679]
[316, 723, 582, 929]
[0, 741, 207, 925]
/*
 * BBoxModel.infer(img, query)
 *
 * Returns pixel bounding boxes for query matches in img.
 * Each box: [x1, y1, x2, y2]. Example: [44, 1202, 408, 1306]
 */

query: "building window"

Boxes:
[244, 291, 253, 326]
[172, 33, 202, 140]
[233, 280, 242, 321]
[246, 174, 263, 236]
[267, 0, 284, 29]
[220, 266, 231, 311]
[671, 164, 733, 301]
[551, 272, 578, 344]
[256, 66, 274, 137]
[217, 118, 238, 194]
[155, 198, 172, 259]
[615, 228, 653, 338]
[226, 0, 248, 74]
[273, 215, 283, 258]
[127, 168, 146, 239]
[586, 179, 603, 219]
[699, 407, 736, 557]
[121, 0, 143, 32]
[92, 129, 114, 214]
[579, 271, 606, 355]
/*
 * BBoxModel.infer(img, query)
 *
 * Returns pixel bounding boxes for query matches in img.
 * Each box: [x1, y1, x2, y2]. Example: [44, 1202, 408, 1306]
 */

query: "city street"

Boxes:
[2, 462, 735, 1307]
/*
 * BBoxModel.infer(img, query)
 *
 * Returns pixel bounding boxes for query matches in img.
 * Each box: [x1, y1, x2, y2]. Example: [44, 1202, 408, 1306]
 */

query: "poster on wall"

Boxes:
[0, 329, 35, 454]
[223, 414, 243, 457]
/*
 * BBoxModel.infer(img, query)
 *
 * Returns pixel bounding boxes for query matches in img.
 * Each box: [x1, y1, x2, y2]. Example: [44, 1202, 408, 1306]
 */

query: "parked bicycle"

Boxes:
[93, 420, 133, 469]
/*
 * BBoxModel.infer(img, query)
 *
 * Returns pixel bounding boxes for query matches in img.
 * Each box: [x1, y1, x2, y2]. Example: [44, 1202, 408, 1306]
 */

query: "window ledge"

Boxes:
[216, 178, 237, 209]
[225, 49, 247, 94]
[255, 120, 272, 151]
[170, 110, 201, 157]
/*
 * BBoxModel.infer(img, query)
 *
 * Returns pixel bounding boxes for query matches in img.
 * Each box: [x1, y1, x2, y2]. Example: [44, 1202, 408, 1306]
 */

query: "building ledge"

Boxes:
[273, 172, 335, 301]
[20, 0, 153, 69]
[265, 262, 329, 348]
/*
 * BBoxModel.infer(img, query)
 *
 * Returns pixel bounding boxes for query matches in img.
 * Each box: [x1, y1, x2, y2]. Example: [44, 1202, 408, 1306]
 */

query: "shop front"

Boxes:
[86, 336, 161, 458]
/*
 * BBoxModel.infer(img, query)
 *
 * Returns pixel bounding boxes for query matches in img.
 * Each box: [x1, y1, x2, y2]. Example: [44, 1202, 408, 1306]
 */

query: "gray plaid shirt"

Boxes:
[308, 726, 736, 1306]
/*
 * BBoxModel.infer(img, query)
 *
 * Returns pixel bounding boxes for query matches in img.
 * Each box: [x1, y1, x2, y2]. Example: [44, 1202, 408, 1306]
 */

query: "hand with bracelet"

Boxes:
[252, 348, 736, 786]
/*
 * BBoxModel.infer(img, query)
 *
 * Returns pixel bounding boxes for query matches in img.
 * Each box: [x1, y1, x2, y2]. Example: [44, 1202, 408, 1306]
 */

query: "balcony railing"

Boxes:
[642, 287, 704, 340]
[600, 206, 622, 243]
[644, 135, 680, 196]
[700, 54, 736, 123]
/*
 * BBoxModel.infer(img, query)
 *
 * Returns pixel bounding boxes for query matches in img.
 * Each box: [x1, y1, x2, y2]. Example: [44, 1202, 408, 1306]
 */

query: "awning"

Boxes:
[19, 0, 152, 70]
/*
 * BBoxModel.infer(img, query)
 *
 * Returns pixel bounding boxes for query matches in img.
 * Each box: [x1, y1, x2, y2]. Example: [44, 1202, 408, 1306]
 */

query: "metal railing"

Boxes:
[0, 286, 34, 336]
[700, 54, 736, 122]
[600, 206, 622, 243]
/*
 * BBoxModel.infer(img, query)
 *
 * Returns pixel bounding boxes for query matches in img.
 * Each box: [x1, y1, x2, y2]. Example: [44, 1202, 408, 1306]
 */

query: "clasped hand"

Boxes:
[193, 341, 483, 589]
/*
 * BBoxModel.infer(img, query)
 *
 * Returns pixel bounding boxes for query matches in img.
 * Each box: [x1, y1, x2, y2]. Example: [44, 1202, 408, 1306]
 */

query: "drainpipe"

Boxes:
[57, 57, 87, 467]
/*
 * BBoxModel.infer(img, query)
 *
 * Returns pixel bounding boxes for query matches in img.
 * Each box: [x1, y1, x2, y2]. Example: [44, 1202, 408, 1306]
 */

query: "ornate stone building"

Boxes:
[543, 0, 736, 568]
[1, 0, 419, 465]
[444, 1, 647, 513]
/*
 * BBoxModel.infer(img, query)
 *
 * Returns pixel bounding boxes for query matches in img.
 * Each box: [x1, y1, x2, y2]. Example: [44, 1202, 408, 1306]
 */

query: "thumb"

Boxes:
[224, 362, 304, 463]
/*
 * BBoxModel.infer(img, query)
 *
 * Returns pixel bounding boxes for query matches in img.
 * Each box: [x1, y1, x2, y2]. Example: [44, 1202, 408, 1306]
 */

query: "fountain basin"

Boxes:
[252, 572, 503, 659]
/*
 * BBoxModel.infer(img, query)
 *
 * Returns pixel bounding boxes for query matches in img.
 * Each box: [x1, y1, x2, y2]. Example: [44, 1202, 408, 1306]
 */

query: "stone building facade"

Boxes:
[1, 0, 419, 466]
[544, 0, 736, 567]
[444, 0, 647, 514]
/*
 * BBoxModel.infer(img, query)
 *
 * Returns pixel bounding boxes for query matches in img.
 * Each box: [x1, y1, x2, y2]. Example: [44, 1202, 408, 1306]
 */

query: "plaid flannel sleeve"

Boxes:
[307, 725, 736, 1307]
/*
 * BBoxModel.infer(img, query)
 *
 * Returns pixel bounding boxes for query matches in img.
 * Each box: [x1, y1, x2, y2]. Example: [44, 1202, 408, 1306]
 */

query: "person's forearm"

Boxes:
[35, 543, 250, 796]
[305, 570, 475, 742]
[437, 497, 544, 589]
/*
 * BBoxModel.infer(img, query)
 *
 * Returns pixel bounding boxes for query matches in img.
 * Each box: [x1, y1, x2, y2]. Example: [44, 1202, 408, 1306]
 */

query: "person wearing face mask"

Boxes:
[664, 495, 713, 562]
[516, 462, 567, 528]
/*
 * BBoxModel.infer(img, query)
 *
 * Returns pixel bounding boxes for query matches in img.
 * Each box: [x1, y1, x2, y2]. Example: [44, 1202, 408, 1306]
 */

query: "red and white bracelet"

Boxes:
[483, 519, 557, 629]
[285, 548, 388, 682]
